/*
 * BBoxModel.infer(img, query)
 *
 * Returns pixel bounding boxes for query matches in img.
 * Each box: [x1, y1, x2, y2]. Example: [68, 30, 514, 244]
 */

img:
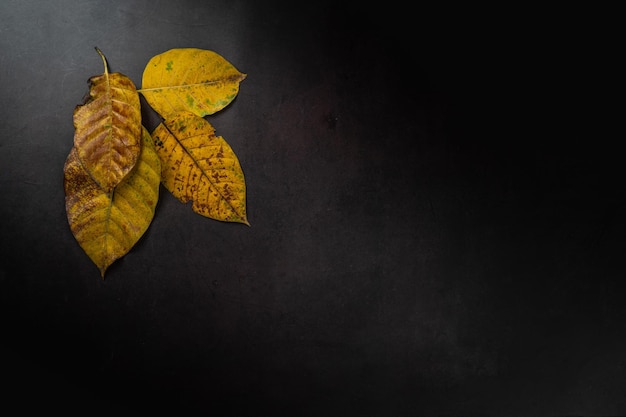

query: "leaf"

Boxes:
[140, 48, 246, 118]
[64, 127, 161, 278]
[151, 111, 248, 225]
[73, 47, 142, 193]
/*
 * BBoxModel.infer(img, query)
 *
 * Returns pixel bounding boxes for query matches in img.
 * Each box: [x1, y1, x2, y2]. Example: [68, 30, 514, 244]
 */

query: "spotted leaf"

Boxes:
[151, 111, 248, 224]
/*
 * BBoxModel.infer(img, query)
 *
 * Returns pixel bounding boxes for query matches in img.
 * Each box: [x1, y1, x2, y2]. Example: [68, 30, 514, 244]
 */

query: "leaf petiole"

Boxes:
[94, 46, 109, 77]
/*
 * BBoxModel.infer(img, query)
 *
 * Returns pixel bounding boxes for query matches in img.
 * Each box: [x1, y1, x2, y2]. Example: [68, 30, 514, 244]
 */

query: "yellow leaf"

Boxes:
[64, 127, 161, 278]
[140, 48, 246, 118]
[73, 48, 142, 193]
[152, 111, 248, 225]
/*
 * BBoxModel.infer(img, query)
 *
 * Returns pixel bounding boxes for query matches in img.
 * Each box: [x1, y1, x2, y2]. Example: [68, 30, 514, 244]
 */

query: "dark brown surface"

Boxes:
[0, 1, 621, 415]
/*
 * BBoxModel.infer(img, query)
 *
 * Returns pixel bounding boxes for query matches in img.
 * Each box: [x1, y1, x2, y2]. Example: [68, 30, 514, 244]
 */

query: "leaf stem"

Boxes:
[94, 46, 109, 76]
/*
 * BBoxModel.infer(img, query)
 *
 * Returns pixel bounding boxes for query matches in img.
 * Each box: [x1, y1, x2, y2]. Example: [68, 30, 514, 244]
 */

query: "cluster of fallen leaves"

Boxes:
[64, 47, 248, 278]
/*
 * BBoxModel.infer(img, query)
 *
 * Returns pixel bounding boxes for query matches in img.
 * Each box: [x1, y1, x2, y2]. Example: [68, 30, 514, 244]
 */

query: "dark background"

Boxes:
[0, 1, 622, 415]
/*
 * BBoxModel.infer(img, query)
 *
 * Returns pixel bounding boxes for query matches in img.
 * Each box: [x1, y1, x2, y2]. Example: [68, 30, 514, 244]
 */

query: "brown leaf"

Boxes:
[73, 48, 142, 193]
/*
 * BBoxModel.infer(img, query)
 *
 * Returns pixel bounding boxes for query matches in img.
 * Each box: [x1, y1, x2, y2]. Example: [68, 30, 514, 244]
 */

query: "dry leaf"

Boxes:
[73, 48, 142, 193]
[152, 111, 248, 225]
[65, 47, 250, 278]
[140, 48, 246, 118]
[64, 127, 161, 277]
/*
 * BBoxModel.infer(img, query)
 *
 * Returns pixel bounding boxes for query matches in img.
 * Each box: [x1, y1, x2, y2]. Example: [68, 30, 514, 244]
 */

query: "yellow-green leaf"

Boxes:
[140, 48, 246, 118]
[73, 48, 142, 193]
[64, 127, 161, 278]
[152, 111, 248, 224]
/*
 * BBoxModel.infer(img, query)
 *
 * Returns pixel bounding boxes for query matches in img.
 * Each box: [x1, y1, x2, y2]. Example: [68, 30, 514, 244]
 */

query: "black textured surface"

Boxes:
[0, 1, 622, 415]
